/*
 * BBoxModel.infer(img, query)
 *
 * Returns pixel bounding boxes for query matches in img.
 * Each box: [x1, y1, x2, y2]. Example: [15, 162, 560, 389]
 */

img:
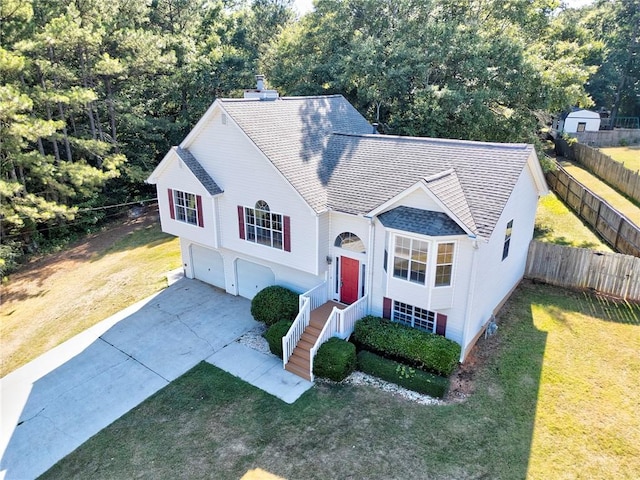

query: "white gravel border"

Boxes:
[236, 328, 443, 405]
[236, 323, 270, 354]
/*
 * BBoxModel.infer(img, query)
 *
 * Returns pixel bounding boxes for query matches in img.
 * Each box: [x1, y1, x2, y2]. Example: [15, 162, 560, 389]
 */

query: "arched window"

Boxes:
[243, 200, 284, 249]
[334, 232, 365, 253]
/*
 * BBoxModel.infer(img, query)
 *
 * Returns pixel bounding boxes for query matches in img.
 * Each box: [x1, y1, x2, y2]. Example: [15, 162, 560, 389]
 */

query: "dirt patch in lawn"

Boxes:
[446, 329, 501, 403]
[5, 207, 159, 289]
[1, 205, 181, 376]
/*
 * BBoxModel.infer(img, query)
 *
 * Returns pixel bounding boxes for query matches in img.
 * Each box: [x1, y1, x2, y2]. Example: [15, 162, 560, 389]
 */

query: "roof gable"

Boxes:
[161, 93, 542, 240]
[175, 147, 223, 195]
[218, 95, 373, 212]
[422, 169, 478, 235]
[325, 134, 534, 238]
[147, 147, 223, 196]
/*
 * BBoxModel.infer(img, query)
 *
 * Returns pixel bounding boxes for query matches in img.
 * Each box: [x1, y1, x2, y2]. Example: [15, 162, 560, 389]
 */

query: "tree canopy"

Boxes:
[1, 0, 635, 274]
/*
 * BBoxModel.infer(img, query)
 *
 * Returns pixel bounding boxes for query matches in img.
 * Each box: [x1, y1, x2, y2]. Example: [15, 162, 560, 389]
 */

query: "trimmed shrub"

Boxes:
[251, 286, 299, 326]
[313, 337, 356, 382]
[353, 315, 461, 376]
[263, 320, 293, 359]
[357, 351, 449, 398]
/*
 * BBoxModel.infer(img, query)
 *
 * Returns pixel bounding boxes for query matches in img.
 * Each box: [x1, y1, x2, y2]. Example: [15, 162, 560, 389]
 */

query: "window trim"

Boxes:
[383, 297, 448, 336]
[392, 235, 428, 285]
[434, 242, 455, 287]
[334, 232, 366, 253]
[169, 188, 203, 227]
[238, 201, 290, 252]
[392, 300, 436, 333]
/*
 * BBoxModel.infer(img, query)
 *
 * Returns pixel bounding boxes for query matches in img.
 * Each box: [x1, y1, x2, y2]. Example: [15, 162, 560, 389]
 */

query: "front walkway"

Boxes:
[0, 279, 312, 480]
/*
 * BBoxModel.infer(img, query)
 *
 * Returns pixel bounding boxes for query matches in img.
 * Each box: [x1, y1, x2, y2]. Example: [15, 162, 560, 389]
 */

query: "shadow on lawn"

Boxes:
[37, 283, 553, 479]
[526, 279, 640, 326]
[456, 281, 549, 479]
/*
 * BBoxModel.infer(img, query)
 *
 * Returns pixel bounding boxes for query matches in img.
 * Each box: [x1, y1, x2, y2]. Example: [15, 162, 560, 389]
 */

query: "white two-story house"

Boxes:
[147, 80, 548, 380]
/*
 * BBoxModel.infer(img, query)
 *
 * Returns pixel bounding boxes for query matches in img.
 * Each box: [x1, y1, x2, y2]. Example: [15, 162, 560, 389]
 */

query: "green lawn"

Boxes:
[599, 146, 640, 172]
[0, 215, 181, 376]
[41, 282, 640, 480]
[535, 192, 611, 251]
[557, 159, 640, 224]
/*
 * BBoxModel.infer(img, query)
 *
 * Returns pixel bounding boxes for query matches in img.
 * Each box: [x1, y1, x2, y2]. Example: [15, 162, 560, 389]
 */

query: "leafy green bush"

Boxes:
[353, 315, 461, 376]
[263, 320, 293, 358]
[357, 351, 449, 398]
[313, 337, 356, 382]
[0, 240, 23, 279]
[250, 286, 299, 326]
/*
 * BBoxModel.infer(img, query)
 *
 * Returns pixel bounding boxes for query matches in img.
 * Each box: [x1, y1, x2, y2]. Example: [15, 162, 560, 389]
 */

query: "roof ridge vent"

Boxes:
[423, 168, 455, 183]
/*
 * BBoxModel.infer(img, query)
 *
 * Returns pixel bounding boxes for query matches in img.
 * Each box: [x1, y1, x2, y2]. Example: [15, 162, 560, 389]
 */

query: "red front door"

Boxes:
[340, 256, 359, 304]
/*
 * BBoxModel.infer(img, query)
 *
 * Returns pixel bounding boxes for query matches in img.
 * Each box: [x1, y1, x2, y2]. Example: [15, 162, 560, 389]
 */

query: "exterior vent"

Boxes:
[244, 74, 279, 100]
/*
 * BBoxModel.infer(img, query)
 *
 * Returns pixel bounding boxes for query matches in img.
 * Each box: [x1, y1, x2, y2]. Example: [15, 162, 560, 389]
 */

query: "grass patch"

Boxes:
[0, 220, 180, 376]
[599, 146, 640, 172]
[535, 192, 611, 251]
[40, 282, 640, 479]
[558, 159, 640, 223]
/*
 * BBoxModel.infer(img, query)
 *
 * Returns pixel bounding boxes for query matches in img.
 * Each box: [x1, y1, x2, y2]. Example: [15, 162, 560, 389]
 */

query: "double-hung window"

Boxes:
[435, 242, 454, 287]
[168, 189, 204, 227]
[393, 236, 428, 285]
[238, 200, 291, 251]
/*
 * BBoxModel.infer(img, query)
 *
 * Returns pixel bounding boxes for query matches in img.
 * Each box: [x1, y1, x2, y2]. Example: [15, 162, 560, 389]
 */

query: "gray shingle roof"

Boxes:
[422, 169, 477, 235]
[219, 96, 373, 212]
[175, 146, 223, 195]
[324, 133, 532, 238]
[215, 95, 535, 239]
[378, 206, 466, 237]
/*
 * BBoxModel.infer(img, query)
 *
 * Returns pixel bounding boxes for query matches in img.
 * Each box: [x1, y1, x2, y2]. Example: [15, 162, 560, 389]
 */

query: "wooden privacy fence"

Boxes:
[574, 143, 640, 203]
[546, 163, 640, 257]
[526, 241, 640, 301]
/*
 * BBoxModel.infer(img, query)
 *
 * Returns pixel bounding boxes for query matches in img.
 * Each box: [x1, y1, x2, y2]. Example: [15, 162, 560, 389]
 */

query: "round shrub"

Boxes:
[263, 320, 293, 359]
[313, 337, 356, 382]
[250, 286, 299, 326]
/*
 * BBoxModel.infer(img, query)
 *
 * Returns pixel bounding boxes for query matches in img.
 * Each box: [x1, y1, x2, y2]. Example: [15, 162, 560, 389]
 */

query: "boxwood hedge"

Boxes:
[263, 320, 293, 359]
[357, 351, 449, 398]
[353, 315, 460, 376]
[313, 337, 356, 382]
[250, 286, 299, 326]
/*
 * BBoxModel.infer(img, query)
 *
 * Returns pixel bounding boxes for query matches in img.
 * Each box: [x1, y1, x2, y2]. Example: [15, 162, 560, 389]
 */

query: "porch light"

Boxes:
[326, 255, 333, 265]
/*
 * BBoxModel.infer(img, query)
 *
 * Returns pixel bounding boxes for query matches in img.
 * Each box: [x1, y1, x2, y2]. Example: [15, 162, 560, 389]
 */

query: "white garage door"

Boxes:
[191, 245, 225, 290]
[236, 259, 275, 299]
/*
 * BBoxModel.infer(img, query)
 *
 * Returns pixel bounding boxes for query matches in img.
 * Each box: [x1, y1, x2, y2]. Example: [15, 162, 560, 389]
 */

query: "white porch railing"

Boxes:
[337, 294, 368, 339]
[283, 281, 328, 367]
[308, 294, 368, 381]
[302, 281, 329, 311]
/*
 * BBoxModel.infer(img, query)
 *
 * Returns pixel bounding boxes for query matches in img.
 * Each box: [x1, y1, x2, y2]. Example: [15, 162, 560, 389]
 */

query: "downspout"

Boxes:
[366, 216, 376, 313]
[212, 196, 220, 249]
[460, 236, 479, 362]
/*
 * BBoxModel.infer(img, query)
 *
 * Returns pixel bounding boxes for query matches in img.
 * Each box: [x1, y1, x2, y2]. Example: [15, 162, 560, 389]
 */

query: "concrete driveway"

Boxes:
[0, 278, 312, 480]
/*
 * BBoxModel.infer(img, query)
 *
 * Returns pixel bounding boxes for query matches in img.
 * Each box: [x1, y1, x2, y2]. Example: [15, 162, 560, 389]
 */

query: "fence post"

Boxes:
[613, 216, 626, 252]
